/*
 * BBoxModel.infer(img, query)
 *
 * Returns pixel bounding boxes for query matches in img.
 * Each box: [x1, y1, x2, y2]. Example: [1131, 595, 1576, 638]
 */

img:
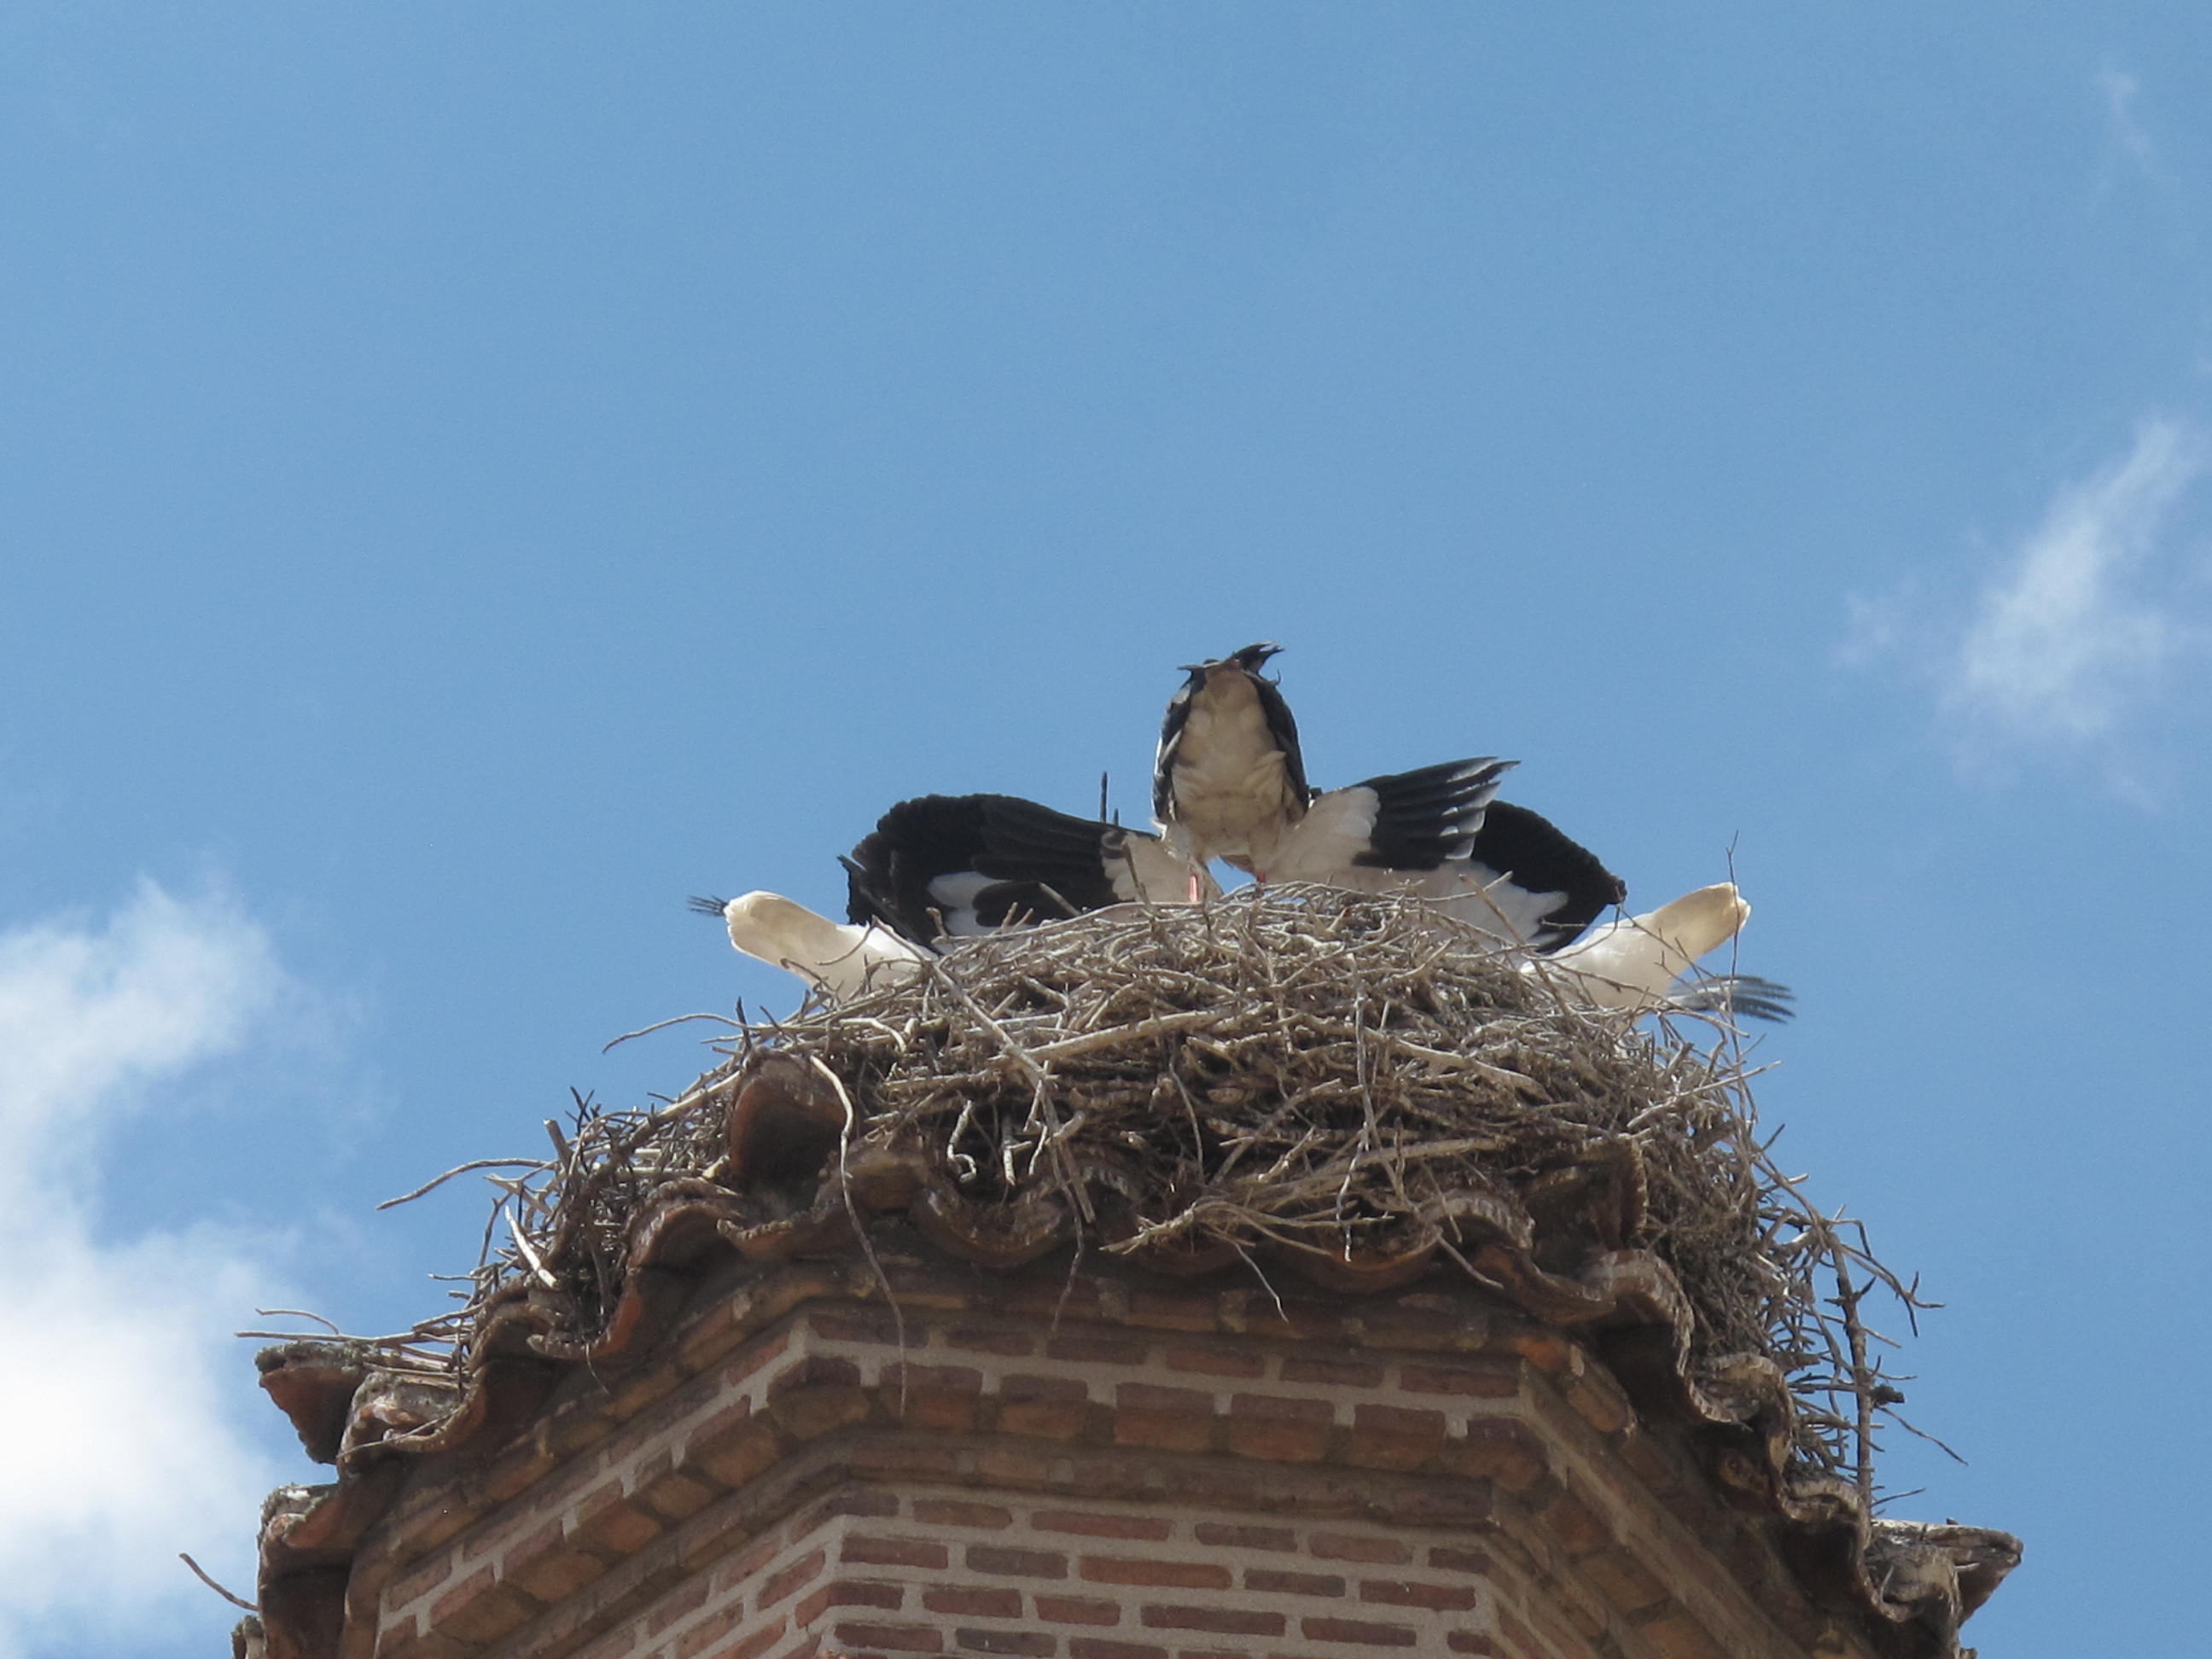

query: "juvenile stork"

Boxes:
[843, 792, 1214, 946]
[1153, 643, 1513, 888]
[694, 792, 1214, 1002]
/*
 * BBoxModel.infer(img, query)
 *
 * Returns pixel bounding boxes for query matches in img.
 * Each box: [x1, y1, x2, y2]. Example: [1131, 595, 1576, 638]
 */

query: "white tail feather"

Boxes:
[1538, 883, 1751, 1013]
[721, 892, 927, 1002]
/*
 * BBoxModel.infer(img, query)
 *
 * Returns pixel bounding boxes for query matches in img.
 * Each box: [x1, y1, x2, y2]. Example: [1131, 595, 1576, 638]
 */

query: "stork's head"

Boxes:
[1179, 641, 1284, 678]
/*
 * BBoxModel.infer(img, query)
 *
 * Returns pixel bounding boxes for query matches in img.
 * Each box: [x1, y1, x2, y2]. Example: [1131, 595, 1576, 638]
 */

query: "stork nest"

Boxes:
[329, 887, 1940, 1503]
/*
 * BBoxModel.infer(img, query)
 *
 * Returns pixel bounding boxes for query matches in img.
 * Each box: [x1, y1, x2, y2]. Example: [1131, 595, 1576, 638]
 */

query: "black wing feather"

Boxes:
[1347, 758, 1516, 871]
[846, 793, 1133, 944]
[1467, 801, 1626, 950]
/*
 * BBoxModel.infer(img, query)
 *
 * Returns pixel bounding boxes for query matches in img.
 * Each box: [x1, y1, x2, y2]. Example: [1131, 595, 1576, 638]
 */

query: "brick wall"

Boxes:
[346, 1261, 1873, 1659]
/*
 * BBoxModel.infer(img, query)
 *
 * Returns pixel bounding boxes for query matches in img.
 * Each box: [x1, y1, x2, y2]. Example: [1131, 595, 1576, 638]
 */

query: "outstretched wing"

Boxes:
[846, 793, 1193, 944]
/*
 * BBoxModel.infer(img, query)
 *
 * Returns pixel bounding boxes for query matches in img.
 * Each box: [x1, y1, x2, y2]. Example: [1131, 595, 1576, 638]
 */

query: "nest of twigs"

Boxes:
[315, 886, 1941, 1506]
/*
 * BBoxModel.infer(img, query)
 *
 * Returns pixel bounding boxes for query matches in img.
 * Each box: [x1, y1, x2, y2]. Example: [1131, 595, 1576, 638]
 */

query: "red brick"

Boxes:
[968, 1545, 1069, 1579]
[368, 1625, 463, 1659]
[923, 1586, 1023, 1618]
[1245, 1569, 1345, 1597]
[716, 1324, 793, 1384]
[1580, 1547, 1668, 1612]
[914, 1499, 1013, 1529]
[1004, 1373, 1090, 1400]
[1153, 1463, 1262, 1510]
[645, 1571, 714, 1634]
[1537, 1490, 1610, 1557]
[1036, 1596, 1123, 1626]
[1445, 1634, 1499, 1655]
[888, 1363, 986, 1431]
[1068, 1642, 1167, 1659]
[1113, 1384, 1217, 1452]
[1500, 1327, 1575, 1375]
[1123, 1289, 1222, 1332]
[794, 1486, 902, 1531]
[851, 1440, 965, 1480]
[499, 1516, 606, 1603]
[1428, 1547, 1493, 1575]
[756, 1547, 826, 1609]
[1438, 1420, 1551, 1493]
[764, 1380, 872, 1440]
[1303, 1615, 1419, 1648]
[954, 1631, 1056, 1656]
[1138, 1604, 1284, 1636]
[883, 1362, 985, 1394]
[385, 1545, 457, 1610]
[1192, 1522, 1293, 1552]
[843, 1534, 952, 1569]
[998, 1398, 1094, 1440]
[1345, 1404, 1449, 1470]
[1496, 1610, 1545, 1659]
[711, 1529, 785, 1596]
[1361, 1579, 1479, 1612]
[1115, 1383, 1214, 1415]
[1562, 1366, 1634, 1435]
[946, 1325, 1035, 1355]
[1045, 1334, 1149, 1365]
[1163, 1344, 1266, 1378]
[1004, 1280, 1105, 1321]
[1034, 1511, 1173, 1541]
[430, 1570, 539, 1644]
[1383, 1484, 1493, 1529]
[672, 1604, 748, 1659]
[834, 1622, 945, 1652]
[1222, 1391, 1334, 1461]
[793, 1580, 906, 1624]
[1633, 1610, 1729, 1659]
[1309, 1534, 1412, 1565]
[635, 1457, 725, 1523]
[1281, 1355, 1386, 1387]
[807, 1308, 905, 1342]
[426, 1563, 492, 1624]
[1399, 1359, 1520, 1400]
[973, 1445, 1063, 1487]
[1080, 1557, 1231, 1590]
[690, 1417, 783, 1489]
[690, 1614, 783, 1659]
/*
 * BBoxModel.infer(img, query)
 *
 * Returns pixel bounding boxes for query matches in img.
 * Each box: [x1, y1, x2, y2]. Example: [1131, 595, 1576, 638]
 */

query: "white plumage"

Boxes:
[716, 891, 927, 1002]
[1531, 882, 1752, 1015]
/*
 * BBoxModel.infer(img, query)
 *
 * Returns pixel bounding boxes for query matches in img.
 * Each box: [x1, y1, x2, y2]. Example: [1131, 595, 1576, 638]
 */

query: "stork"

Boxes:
[1530, 882, 1768, 1016]
[844, 791, 1214, 946]
[689, 891, 927, 1002]
[1153, 643, 1516, 888]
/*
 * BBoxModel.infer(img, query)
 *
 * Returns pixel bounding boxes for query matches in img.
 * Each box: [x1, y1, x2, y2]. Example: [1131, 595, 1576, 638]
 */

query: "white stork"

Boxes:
[694, 792, 1215, 1002]
[843, 792, 1214, 944]
[1530, 882, 1763, 1016]
[1153, 643, 1516, 889]
[1148, 642, 1790, 1020]
[692, 891, 928, 1002]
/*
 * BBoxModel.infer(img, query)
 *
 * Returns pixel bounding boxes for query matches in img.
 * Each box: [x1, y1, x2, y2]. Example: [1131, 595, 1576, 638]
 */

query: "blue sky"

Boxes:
[3, 7, 2207, 1654]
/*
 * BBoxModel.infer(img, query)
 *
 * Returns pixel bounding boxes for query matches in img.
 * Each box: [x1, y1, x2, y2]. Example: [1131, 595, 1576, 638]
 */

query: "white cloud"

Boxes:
[1943, 419, 2210, 745]
[0, 884, 297, 1658]
[2096, 66, 2159, 180]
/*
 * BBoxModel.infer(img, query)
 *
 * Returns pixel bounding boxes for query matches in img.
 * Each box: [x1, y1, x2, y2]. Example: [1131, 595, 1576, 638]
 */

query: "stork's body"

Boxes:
[709, 892, 927, 1002]
[1153, 643, 1311, 873]
[845, 792, 1214, 945]
[1534, 882, 1761, 1016]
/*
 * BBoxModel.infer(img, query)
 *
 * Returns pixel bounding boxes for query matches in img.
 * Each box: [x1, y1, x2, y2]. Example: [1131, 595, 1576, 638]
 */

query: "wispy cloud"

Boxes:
[0, 884, 296, 1658]
[1942, 420, 2209, 746]
[2096, 66, 2161, 182]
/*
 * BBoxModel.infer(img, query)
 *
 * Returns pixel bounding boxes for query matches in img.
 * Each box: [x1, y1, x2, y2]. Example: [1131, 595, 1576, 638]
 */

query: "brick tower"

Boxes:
[240, 899, 2018, 1658]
